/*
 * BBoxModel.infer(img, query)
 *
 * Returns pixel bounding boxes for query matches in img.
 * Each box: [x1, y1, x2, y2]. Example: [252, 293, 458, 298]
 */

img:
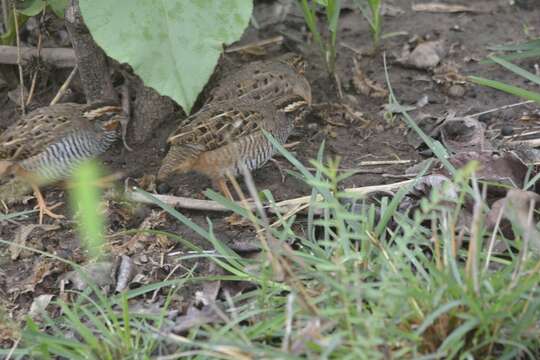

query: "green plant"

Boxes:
[79, 0, 253, 113]
[470, 39, 540, 104]
[1, 0, 68, 45]
[68, 160, 106, 259]
[354, 0, 382, 50]
[298, 0, 341, 75]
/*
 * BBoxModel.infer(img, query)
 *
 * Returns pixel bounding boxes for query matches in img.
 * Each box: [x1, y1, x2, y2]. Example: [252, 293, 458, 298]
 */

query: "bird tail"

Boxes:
[157, 145, 202, 182]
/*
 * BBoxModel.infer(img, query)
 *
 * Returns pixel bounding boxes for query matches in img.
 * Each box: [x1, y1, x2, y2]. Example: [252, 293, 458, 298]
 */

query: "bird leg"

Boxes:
[214, 178, 234, 201]
[268, 158, 288, 183]
[31, 183, 64, 224]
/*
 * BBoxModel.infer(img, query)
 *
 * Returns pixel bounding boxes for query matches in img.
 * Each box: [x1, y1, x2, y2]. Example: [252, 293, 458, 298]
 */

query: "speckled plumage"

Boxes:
[0, 102, 123, 222]
[0, 103, 122, 183]
[157, 53, 311, 197]
[158, 95, 308, 183]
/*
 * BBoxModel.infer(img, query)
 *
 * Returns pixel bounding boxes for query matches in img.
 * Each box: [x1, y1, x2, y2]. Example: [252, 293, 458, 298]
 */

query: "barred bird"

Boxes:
[157, 53, 312, 199]
[157, 94, 310, 199]
[0, 102, 125, 223]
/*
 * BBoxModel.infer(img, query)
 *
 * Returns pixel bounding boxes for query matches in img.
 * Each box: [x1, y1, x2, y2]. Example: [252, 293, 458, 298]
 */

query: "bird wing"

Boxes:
[0, 103, 87, 161]
[167, 101, 271, 152]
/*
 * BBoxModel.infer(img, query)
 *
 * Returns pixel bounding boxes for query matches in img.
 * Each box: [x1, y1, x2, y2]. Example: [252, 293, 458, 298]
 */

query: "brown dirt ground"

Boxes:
[1, 0, 540, 346]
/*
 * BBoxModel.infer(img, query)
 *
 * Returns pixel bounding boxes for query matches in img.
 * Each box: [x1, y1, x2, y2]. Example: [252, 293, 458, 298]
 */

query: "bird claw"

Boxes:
[35, 201, 64, 224]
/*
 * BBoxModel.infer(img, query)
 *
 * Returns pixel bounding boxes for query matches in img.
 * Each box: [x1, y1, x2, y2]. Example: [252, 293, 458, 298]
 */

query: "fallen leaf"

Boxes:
[115, 255, 136, 292]
[352, 58, 388, 98]
[9, 224, 60, 260]
[29, 294, 54, 318]
[487, 190, 540, 253]
[63, 262, 115, 291]
[440, 116, 493, 153]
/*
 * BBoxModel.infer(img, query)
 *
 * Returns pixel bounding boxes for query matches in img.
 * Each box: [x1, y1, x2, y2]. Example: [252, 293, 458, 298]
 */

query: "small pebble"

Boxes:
[157, 182, 171, 194]
[448, 84, 465, 98]
[478, 113, 491, 123]
[500, 125, 514, 136]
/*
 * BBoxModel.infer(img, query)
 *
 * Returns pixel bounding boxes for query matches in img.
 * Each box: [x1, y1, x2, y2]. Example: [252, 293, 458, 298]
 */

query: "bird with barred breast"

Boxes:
[157, 53, 311, 199]
[157, 94, 310, 199]
[0, 102, 126, 223]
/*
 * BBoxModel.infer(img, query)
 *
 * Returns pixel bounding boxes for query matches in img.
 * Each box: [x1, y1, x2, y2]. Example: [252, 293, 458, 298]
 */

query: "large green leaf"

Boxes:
[79, 0, 253, 113]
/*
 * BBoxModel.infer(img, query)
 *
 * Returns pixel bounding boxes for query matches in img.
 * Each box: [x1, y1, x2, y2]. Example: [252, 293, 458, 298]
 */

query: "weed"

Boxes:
[298, 0, 342, 75]
[354, 0, 383, 50]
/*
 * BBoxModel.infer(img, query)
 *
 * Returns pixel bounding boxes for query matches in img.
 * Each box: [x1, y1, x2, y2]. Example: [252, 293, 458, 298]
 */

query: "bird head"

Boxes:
[84, 103, 132, 151]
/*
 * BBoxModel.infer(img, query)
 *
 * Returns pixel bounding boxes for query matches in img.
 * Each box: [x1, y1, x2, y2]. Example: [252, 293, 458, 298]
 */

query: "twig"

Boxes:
[468, 100, 535, 118]
[505, 129, 540, 140]
[359, 159, 412, 166]
[225, 35, 284, 54]
[26, 6, 47, 106]
[1, 0, 8, 34]
[119, 83, 133, 151]
[0, 45, 76, 67]
[50, 64, 78, 105]
[508, 138, 540, 148]
[124, 179, 415, 215]
[13, 3, 25, 114]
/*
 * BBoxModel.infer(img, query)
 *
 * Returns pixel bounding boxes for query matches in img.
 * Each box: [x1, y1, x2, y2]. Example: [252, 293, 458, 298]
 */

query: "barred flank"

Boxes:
[20, 129, 117, 183]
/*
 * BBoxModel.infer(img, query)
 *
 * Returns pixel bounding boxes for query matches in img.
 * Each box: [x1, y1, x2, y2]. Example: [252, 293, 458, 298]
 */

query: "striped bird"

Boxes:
[0, 102, 124, 223]
[158, 53, 312, 199]
[157, 94, 310, 199]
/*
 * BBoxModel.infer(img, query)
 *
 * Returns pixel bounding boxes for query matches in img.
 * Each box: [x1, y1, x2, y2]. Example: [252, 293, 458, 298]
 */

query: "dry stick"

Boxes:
[125, 179, 414, 215]
[50, 64, 78, 105]
[225, 35, 284, 54]
[0, 45, 76, 67]
[358, 159, 412, 166]
[13, 4, 25, 114]
[508, 138, 540, 149]
[26, 7, 47, 106]
[468, 100, 535, 118]
[506, 129, 540, 139]
[1, 0, 8, 34]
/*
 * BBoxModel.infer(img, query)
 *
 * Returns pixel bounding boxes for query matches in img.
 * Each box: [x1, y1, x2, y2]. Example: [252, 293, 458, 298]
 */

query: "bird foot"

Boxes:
[34, 201, 64, 224]
[268, 158, 288, 183]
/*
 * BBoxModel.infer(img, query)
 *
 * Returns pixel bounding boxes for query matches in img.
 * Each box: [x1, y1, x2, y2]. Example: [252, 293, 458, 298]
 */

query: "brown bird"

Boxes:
[157, 53, 311, 199]
[0, 102, 125, 223]
[157, 94, 310, 199]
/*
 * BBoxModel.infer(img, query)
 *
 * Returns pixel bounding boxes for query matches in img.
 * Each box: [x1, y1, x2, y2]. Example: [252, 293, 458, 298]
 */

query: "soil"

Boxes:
[1, 0, 539, 345]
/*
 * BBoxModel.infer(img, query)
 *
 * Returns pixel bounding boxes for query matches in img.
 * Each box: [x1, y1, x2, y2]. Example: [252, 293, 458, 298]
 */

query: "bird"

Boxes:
[157, 53, 311, 199]
[157, 94, 311, 200]
[0, 102, 126, 223]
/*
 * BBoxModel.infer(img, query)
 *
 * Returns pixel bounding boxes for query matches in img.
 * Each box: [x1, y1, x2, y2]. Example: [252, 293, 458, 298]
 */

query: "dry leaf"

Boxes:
[9, 224, 60, 260]
[440, 116, 493, 153]
[352, 58, 388, 98]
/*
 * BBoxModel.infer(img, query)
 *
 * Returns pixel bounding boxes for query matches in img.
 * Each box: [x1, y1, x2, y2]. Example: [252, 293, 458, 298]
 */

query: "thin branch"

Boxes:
[50, 64, 78, 105]
[0, 45, 76, 67]
[13, 3, 25, 114]
[1, 0, 8, 34]
[468, 100, 535, 118]
[124, 179, 415, 215]
[26, 6, 47, 106]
